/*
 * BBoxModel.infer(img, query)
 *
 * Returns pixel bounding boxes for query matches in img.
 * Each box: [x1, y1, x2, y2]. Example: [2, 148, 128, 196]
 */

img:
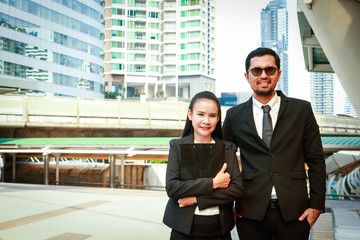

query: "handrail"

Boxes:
[0, 95, 359, 134]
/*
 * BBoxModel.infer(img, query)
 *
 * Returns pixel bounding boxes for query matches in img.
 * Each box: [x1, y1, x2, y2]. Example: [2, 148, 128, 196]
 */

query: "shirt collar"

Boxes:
[252, 92, 281, 112]
[194, 138, 215, 144]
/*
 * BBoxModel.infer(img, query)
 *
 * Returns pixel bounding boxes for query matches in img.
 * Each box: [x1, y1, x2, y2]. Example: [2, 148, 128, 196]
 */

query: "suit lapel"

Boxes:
[244, 98, 265, 146]
[275, 91, 289, 125]
[180, 134, 195, 144]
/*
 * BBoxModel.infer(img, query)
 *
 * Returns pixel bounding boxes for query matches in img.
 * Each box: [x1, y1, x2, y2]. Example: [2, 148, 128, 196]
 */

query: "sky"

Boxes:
[215, 0, 346, 114]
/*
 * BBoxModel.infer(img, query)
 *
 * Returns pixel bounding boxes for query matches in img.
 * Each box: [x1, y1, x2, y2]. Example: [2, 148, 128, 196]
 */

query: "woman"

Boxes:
[163, 91, 243, 240]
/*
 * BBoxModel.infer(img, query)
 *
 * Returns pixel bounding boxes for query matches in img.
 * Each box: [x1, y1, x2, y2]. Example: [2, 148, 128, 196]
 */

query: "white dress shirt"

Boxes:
[252, 92, 281, 199]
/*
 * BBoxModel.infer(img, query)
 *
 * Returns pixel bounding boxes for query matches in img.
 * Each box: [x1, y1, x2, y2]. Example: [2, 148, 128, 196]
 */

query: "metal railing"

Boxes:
[0, 95, 189, 130]
[0, 95, 360, 134]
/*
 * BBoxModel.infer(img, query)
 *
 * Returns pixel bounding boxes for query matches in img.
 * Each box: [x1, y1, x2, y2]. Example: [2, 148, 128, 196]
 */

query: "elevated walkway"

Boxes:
[0, 183, 359, 240]
[1, 95, 360, 138]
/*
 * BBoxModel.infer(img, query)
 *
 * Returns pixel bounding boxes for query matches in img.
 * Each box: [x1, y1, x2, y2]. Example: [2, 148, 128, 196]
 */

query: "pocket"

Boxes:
[291, 171, 307, 179]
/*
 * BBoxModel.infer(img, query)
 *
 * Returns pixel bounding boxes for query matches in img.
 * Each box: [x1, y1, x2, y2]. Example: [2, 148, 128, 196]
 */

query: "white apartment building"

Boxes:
[104, 0, 215, 100]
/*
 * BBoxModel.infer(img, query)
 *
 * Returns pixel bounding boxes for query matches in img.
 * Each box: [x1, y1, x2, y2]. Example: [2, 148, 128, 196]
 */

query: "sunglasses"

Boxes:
[248, 67, 278, 76]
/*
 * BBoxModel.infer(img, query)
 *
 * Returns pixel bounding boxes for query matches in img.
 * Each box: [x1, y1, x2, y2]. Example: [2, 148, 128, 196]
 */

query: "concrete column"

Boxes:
[43, 154, 49, 185]
[109, 154, 115, 188]
[175, 81, 178, 98]
[120, 155, 125, 189]
[12, 154, 16, 183]
[54, 154, 60, 185]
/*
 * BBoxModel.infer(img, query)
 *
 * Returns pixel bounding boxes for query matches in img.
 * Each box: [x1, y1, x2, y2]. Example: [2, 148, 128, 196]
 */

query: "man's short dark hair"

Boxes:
[245, 47, 281, 72]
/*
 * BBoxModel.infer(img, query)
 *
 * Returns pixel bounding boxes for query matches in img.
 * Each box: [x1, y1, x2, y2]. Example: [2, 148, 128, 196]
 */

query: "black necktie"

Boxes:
[262, 105, 272, 147]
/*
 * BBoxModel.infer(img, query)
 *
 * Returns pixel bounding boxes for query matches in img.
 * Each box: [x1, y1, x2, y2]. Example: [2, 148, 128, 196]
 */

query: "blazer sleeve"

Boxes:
[303, 102, 326, 212]
[197, 143, 244, 210]
[165, 139, 214, 199]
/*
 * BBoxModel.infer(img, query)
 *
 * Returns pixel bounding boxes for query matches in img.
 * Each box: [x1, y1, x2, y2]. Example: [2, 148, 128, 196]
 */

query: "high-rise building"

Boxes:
[310, 72, 334, 115]
[260, 0, 288, 95]
[0, 0, 104, 98]
[104, 0, 215, 100]
[344, 96, 357, 118]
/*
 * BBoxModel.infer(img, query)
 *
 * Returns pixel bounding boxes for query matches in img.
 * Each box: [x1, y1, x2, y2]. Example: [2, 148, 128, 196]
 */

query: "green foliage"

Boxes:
[105, 91, 118, 99]
[105, 83, 126, 99]
[156, 91, 164, 98]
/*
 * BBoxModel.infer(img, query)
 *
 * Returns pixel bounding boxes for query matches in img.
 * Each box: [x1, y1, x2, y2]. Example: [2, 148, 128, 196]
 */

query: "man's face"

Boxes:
[245, 54, 281, 99]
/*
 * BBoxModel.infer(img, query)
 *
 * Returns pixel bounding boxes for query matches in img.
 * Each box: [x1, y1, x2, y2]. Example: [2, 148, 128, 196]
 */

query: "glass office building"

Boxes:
[310, 72, 334, 115]
[344, 97, 357, 118]
[104, 0, 215, 99]
[0, 0, 104, 98]
[219, 92, 252, 107]
[261, 0, 288, 95]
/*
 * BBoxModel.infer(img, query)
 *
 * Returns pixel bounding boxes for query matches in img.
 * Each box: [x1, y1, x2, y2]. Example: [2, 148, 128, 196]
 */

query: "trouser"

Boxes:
[170, 215, 231, 240]
[236, 200, 310, 240]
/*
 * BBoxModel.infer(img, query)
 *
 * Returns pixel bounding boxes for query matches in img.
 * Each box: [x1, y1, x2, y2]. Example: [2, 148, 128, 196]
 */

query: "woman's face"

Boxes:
[188, 98, 219, 143]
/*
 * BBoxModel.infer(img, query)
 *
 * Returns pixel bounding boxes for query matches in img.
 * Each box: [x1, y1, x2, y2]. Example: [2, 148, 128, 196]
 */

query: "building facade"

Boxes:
[104, 0, 215, 100]
[344, 96, 357, 118]
[219, 91, 252, 107]
[310, 72, 334, 115]
[0, 0, 104, 98]
[261, 0, 288, 95]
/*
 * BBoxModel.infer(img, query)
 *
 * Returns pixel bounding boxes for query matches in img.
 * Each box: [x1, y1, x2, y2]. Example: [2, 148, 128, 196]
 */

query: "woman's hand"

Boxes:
[213, 163, 230, 189]
[178, 196, 197, 207]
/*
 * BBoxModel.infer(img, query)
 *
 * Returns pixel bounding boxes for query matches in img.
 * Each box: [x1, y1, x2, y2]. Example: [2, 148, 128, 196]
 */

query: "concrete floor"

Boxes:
[0, 183, 170, 240]
[1, 183, 359, 240]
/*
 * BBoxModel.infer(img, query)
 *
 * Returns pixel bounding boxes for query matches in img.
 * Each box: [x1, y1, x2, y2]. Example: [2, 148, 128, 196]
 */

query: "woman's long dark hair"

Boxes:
[182, 91, 223, 139]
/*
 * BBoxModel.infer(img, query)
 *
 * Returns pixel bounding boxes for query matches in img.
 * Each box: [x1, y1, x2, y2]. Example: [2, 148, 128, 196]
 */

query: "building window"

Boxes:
[112, 8, 125, 15]
[111, 63, 124, 70]
[112, 52, 124, 59]
[149, 1, 159, 8]
[112, 19, 124, 26]
[148, 12, 159, 18]
[181, 9, 200, 17]
[127, 64, 145, 72]
[179, 64, 200, 71]
[112, 0, 125, 4]
[148, 44, 159, 51]
[148, 55, 159, 62]
[148, 66, 158, 72]
[149, 33, 159, 40]
[180, 0, 200, 6]
[128, 10, 136, 18]
[181, 31, 200, 39]
[181, 20, 200, 28]
[112, 41, 125, 48]
[112, 30, 125, 37]
[180, 53, 200, 61]
[148, 22, 159, 29]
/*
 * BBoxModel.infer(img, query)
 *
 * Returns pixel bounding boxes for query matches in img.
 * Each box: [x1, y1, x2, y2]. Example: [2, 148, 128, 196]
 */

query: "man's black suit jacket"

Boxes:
[223, 91, 326, 222]
[163, 134, 244, 235]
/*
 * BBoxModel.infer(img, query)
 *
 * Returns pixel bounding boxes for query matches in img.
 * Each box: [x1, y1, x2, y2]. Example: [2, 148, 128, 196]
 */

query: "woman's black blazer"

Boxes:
[163, 134, 244, 235]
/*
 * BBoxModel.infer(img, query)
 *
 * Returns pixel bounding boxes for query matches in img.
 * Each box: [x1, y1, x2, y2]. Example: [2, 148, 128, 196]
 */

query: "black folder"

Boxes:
[179, 143, 225, 180]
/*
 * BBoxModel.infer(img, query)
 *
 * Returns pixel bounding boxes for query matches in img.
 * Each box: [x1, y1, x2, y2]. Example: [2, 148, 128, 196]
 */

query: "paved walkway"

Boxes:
[0, 183, 170, 240]
[0, 183, 359, 240]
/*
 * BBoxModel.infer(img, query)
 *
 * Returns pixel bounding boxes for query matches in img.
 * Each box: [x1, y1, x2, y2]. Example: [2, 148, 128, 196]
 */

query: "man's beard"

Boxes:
[254, 88, 274, 96]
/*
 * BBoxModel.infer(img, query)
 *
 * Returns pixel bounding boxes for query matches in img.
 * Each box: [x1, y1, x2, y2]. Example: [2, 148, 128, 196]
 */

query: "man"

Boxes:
[223, 47, 326, 239]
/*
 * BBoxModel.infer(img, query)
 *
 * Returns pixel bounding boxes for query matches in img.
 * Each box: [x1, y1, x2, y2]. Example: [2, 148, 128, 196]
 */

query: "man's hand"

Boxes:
[299, 208, 321, 228]
[178, 197, 197, 208]
[213, 163, 230, 189]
